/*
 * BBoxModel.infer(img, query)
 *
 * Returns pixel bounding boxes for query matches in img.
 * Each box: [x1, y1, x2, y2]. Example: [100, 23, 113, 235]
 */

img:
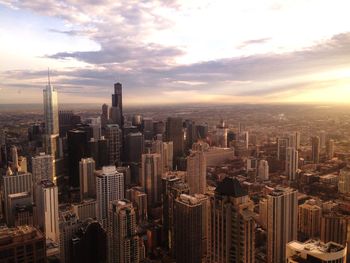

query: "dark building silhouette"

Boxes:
[195, 124, 208, 140]
[166, 117, 184, 168]
[70, 219, 107, 263]
[59, 111, 81, 137]
[125, 132, 144, 163]
[110, 83, 123, 128]
[184, 119, 197, 152]
[67, 129, 89, 188]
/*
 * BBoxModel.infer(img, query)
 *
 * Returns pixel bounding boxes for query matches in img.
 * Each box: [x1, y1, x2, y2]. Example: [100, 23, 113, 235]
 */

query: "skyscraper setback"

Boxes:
[110, 82, 123, 128]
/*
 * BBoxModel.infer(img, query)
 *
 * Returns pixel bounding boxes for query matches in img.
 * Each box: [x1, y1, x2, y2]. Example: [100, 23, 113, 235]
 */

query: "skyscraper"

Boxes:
[96, 166, 124, 228]
[105, 124, 122, 166]
[43, 75, 59, 136]
[108, 200, 142, 263]
[267, 187, 298, 263]
[141, 152, 162, 209]
[166, 117, 184, 168]
[216, 119, 228, 148]
[186, 150, 206, 194]
[67, 129, 89, 188]
[326, 139, 335, 159]
[321, 213, 348, 245]
[3, 172, 33, 225]
[110, 83, 123, 127]
[311, 136, 320, 164]
[209, 177, 255, 263]
[125, 132, 144, 163]
[285, 147, 298, 181]
[36, 180, 59, 243]
[174, 194, 203, 263]
[298, 199, 321, 240]
[338, 165, 350, 194]
[79, 158, 96, 200]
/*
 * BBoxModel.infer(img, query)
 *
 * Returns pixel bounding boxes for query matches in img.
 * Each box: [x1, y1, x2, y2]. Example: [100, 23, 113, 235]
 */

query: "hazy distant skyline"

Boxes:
[1, 0, 350, 105]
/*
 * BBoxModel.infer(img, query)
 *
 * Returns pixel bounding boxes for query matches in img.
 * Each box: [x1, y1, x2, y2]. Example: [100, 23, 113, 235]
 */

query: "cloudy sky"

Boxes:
[1, 0, 350, 105]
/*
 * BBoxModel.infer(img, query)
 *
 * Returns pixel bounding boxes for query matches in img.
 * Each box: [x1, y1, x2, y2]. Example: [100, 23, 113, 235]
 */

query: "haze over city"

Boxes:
[1, 0, 350, 105]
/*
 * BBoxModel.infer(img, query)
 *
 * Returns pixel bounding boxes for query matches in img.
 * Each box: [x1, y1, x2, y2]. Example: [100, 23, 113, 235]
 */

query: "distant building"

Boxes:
[311, 136, 320, 164]
[32, 153, 54, 185]
[286, 147, 298, 181]
[166, 117, 184, 168]
[298, 199, 321, 240]
[338, 165, 350, 194]
[326, 139, 335, 160]
[79, 158, 96, 200]
[258, 159, 269, 180]
[321, 213, 348, 246]
[105, 124, 122, 166]
[216, 119, 228, 148]
[110, 83, 123, 127]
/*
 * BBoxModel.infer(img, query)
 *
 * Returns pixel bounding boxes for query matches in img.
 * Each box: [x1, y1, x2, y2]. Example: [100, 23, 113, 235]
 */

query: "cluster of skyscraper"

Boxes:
[0, 78, 348, 263]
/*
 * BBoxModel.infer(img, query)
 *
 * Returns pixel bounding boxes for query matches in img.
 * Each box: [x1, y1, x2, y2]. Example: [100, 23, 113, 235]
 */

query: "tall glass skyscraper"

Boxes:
[43, 79, 59, 135]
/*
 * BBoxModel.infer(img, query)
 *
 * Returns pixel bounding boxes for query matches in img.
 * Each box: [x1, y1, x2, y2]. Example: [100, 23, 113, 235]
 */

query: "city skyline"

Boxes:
[1, 0, 350, 105]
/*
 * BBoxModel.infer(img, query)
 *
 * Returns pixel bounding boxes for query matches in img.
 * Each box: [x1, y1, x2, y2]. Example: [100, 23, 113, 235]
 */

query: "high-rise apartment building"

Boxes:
[96, 166, 124, 228]
[209, 177, 255, 263]
[285, 147, 298, 181]
[79, 158, 96, 200]
[126, 187, 148, 223]
[321, 213, 348, 245]
[267, 187, 298, 263]
[338, 165, 350, 194]
[186, 150, 206, 194]
[36, 180, 59, 243]
[174, 194, 203, 263]
[298, 199, 321, 239]
[108, 200, 143, 263]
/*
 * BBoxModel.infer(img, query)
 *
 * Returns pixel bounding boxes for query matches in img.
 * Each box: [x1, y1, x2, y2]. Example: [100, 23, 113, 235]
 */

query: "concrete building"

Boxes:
[338, 165, 350, 194]
[79, 158, 96, 200]
[286, 147, 299, 181]
[298, 199, 321, 240]
[258, 159, 269, 180]
[71, 199, 97, 221]
[105, 124, 122, 166]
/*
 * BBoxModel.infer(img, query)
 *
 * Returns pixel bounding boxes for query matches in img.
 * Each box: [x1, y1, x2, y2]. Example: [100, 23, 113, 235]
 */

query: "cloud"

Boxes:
[237, 38, 271, 49]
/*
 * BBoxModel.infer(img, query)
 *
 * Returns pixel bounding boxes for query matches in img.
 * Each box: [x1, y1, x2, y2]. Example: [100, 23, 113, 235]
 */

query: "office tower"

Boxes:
[116, 166, 131, 189]
[142, 117, 154, 140]
[59, 110, 81, 137]
[184, 119, 197, 151]
[88, 117, 102, 140]
[88, 138, 99, 165]
[153, 120, 165, 136]
[72, 199, 97, 221]
[298, 199, 321, 240]
[152, 140, 173, 173]
[216, 119, 228, 148]
[101, 103, 109, 129]
[161, 172, 189, 252]
[321, 213, 348, 245]
[186, 150, 206, 194]
[319, 130, 327, 148]
[110, 82, 123, 127]
[105, 124, 122, 166]
[59, 211, 83, 263]
[174, 194, 203, 263]
[258, 159, 269, 180]
[71, 219, 107, 263]
[141, 153, 162, 209]
[209, 177, 255, 263]
[10, 145, 19, 172]
[7, 192, 32, 227]
[126, 187, 148, 223]
[108, 200, 142, 263]
[338, 165, 350, 194]
[125, 132, 144, 163]
[267, 187, 298, 263]
[67, 129, 89, 188]
[196, 123, 209, 140]
[311, 136, 320, 164]
[166, 117, 184, 168]
[0, 226, 46, 262]
[43, 76, 59, 135]
[79, 158, 96, 200]
[285, 147, 298, 181]
[32, 153, 54, 185]
[96, 166, 124, 228]
[286, 240, 346, 263]
[277, 137, 289, 161]
[3, 172, 33, 225]
[326, 139, 335, 159]
[36, 180, 59, 243]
